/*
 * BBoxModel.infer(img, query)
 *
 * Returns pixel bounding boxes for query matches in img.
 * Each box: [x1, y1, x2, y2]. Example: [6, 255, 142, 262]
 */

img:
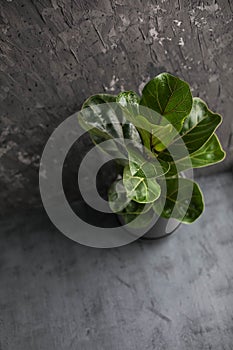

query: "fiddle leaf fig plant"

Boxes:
[78, 73, 225, 227]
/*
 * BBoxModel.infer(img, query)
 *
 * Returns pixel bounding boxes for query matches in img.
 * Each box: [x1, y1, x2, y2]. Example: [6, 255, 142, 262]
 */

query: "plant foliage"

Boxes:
[79, 73, 225, 225]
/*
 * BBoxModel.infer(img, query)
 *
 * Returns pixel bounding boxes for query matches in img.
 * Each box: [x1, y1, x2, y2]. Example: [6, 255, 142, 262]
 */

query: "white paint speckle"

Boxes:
[119, 14, 130, 27]
[18, 152, 32, 165]
[17, 152, 40, 166]
[108, 27, 116, 38]
[159, 37, 165, 46]
[138, 82, 145, 95]
[178, 37, 184, 46]
[173, 20, 182, 27]
[209, 74, 219, 83]
[138, 77, 150, 95]
[36, 102, 44, 109]
[51, 0, 59, 9]
[149, 4, 166, 15]
[104, 75, 119, 92]
[197, 3, 219, 13]
[0, 141, 16, 158]
[149, 28, 159, 40]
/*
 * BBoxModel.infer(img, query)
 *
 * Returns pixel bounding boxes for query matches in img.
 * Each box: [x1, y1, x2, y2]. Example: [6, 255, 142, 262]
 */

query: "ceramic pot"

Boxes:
[117, 214, 181, 240]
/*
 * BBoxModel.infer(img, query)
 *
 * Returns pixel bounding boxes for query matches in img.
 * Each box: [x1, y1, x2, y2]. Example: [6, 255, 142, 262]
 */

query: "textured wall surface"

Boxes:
[0, 0, 233, 213]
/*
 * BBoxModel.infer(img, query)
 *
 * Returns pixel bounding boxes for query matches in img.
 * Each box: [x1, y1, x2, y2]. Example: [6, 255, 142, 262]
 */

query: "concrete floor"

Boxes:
[0, 172, 233, 350]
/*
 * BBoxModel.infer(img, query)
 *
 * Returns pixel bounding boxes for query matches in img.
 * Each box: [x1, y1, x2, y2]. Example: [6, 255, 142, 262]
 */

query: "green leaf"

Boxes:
[123, 200, 152, 215]
[80, 93, 141, 143]
[127, 145, 170, 178]
[151, 124, 176, 152]
[167, 97, 222, 155]
[120, 204, 155, 228]
[130, 115, 175, 153]
[157, 97, 224, 167]
[165, 133, 226, 175]
[109, 182, 155, 229]
[82, 94, 117, 108]
[140, 73, 193, 131]
[116, 90, 140, 107]
[108, 179, 131, 213]
[79, 94, 121, 140]
[188, 133, 225, 168]
[116, 91, 177, 152]
[79, 93, 143, 158]
[128, 114, 154, 151]
[123, 165, 161, 203]
[153, 177, 204, 223]
[116, 92, 152, 150]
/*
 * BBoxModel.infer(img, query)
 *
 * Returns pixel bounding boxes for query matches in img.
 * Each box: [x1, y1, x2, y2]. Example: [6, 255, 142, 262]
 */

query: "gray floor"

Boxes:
[0, 172, 233, 350]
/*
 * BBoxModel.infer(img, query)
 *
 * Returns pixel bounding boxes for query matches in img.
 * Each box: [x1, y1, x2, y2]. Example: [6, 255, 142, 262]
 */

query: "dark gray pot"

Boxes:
[117, 214, 181, 240]
[70, 200, 181, 242]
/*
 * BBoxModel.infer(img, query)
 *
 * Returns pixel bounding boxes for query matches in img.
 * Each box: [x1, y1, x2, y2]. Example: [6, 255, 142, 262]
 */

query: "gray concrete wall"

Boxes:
[0, 0, 233, 214]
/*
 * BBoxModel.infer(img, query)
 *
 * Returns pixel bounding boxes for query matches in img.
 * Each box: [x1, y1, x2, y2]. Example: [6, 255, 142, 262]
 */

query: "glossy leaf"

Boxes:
[163, 97, 222, 157]
[79, 94, 142, 148]
[157, 97, 224, 167]
[189, 133, 225, 168]
[108, 179, 131, 213]
[116, 90, 140, 108]
[82, 94, 117, 108]
[127, 145, 170, 178]
[123, 165, 161, 203]
[117, 90, 177, 152]
[79, 73, 226, 227]
[132, 116, 175, 153]
[140, 73, 193, 131]
[153, 178, 204, 223]
[166, 133, 226, 175]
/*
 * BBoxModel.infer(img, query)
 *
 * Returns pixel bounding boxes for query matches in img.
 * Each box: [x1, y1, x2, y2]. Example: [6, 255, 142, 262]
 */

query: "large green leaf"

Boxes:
[108, 180, 155, 228]
[123, 165, 161, 204]
[108, 179, 131, 213]
[127, 145, 170, 178]
[153, 177, 204, 223]
[79, 94, 121, 140]
[151, 124, 176, 152]
[140, 73, 193, 131]
[79, 93, 142, 147]
[165, 133, 226, 175]
[129, 115, 175, 153]
[157, 98, 224, 169]
[161, 97, 222, 158]
[116, 92, 152, 150]
[116, 90, 177, 153]
[188, 133, 225, 168]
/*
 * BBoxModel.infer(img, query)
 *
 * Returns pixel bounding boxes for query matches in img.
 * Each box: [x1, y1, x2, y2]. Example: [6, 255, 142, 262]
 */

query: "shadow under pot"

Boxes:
[117, 213, 181, 240]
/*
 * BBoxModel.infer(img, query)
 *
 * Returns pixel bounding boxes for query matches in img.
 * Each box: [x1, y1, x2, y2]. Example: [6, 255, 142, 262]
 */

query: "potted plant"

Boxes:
[78, 73, 225, 239]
